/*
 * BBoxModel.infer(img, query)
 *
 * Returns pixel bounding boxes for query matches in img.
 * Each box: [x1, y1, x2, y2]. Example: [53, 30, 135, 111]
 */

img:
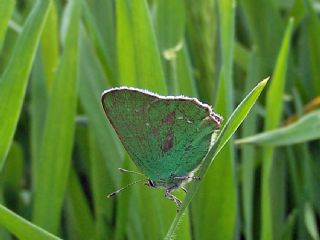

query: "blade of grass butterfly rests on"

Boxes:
[101, 87, 222, 204]
[164, 78, 269, 240]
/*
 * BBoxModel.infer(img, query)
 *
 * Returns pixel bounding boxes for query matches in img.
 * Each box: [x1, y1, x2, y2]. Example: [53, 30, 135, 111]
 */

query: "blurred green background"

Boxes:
[0, 0, 319, 239]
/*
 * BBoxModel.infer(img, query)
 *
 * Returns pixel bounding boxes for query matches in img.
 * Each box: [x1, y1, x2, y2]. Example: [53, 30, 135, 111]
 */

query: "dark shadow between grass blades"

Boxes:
[164, 78, 269, 240]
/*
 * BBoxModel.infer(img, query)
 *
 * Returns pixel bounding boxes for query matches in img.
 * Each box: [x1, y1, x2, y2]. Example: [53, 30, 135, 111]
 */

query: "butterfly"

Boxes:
[101, 87, 222, 209]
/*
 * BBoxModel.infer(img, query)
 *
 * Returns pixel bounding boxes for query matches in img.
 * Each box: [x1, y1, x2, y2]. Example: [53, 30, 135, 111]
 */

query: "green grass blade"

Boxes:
[165, 78, 268, 240]
[237, 110, 320, 146]
[88, 133, 114, 239]
[30, 49, 48, 193]
[154, 0, 186, 95]
[131, 0, 166, 93]
[0, 0, 15, 51]
[261, 18, 294, 240]
[192, 1, 236, 238]
[0, 204, 61, 240]
[234, 41, 250, 71]
[155, 0, 185, 51]
[0, 0, 52, 170]
[305, 0, 320, 95]
[281, 210, 298, 240]
[40, 2, 59, 88]
[265, 19, 294, 130]
[1, 142, 23, 211]
[185, 1, 217, 102]
[241, 48, 260, 240]
[239, 0, 284, 71]
[78, 30, 123, 184]
[216, 79, 269, 154]
[218, 1, 235, 96]
[176, 42, 197, 97]
[32, 0, 80, 234]
[82, 0, 116, 84]
[116, 0, 137, 86]
[304, 202, 320, 240]
[64, 169, 95, 240]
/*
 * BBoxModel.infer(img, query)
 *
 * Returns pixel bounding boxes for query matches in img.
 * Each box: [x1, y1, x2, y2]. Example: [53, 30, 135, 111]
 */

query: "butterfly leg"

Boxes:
[165, 189, 181, 211]
[181, 186, 187, 193]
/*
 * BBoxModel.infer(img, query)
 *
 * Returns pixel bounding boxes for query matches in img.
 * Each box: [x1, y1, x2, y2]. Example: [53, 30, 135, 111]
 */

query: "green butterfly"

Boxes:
[101, 87, 222, 208]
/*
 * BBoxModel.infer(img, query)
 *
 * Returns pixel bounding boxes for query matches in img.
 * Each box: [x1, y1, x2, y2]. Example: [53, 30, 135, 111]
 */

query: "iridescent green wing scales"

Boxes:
[102, 88, 220, 181]
[102, 89, 159, 177]
[146, 99, 217, 180]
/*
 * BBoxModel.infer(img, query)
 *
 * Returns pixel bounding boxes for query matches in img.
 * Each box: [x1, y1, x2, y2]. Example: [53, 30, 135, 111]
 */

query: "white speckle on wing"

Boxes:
[146, 123, 150, 127]
[187, 119, 193, 124]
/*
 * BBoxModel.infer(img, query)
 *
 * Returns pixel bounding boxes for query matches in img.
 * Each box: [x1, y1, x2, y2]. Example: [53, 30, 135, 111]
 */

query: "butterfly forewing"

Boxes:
[102, 88, 220, 181]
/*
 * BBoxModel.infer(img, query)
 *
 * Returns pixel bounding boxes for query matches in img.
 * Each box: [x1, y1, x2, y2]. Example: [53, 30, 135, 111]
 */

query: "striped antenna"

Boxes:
[107, 179, 146, 198]
[118, 168, 145, 176]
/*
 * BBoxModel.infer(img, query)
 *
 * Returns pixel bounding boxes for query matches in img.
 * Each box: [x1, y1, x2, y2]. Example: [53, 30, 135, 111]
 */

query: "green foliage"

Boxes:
[0, 0, 319, 239]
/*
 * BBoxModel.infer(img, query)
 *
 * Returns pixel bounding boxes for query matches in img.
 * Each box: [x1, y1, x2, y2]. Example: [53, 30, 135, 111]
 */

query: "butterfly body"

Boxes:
[101, 87, 222, 207]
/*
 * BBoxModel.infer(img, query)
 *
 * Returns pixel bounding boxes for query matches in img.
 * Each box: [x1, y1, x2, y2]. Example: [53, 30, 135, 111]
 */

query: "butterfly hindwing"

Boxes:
[102, 87, 220, 181]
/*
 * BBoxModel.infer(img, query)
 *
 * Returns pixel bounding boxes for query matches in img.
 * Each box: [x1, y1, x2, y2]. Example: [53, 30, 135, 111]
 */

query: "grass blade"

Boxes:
[78, 30, 123, 184]
[239, 0, 284, 71]
[305, 0, 320, 95]
[176, 43, 197, 97]
[88, 133, 114, 239]
[240, 48, 260, 240]
[185, 1, 217, 102]
[155, 0, 186, 95]
[304, 202, 320, 240]
[165, 78, 268, 240]
[0, 204, 60, 240]
[261, 18, 294, 240]
[32, 0, 80, 234]
[155, 0, 185, 51]
[82, 0, 116, 83]
[1, 142, 23, 211]
[131, 0, 166, 93]
[0, 0, 15, 51]
[237, 110, 320, 146]
[64, 169, 95, 240]
[191, 1, 236, 238]
[40, 2, 59, 87]
[0, 0, 52, 170]
[116, 0, 137, 86]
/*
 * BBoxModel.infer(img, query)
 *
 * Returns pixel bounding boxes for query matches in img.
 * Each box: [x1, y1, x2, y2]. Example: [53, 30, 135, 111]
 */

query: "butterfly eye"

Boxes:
[148, 179, 155, 187]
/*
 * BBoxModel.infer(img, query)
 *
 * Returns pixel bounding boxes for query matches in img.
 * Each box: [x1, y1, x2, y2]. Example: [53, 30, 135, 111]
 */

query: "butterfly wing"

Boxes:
[101, 87, 221, 181]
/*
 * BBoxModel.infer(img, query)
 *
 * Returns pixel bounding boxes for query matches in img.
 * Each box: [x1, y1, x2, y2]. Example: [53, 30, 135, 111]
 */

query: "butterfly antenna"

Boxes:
[107, 179, 146, 198]
[118, 168, 145, 176]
